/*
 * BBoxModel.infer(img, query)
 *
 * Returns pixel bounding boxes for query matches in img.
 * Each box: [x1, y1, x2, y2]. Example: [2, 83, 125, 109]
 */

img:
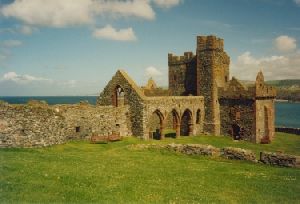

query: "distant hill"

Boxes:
[239, 79, 300, 102]
[266, 80, 300, 102]
[266, 79, 300, 90]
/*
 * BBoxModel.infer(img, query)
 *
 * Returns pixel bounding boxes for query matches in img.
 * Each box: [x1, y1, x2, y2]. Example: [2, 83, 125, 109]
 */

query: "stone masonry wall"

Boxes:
[168, 52, 197, 96]
[219, 98, 256, 142]
[0, 100, 131, 148]
[143, 96, 205, 139]
[0, 101, 66, 147]
[255, 99, 275, 143]
[57, 103, 131, 140]
[97, 70, 146, 137]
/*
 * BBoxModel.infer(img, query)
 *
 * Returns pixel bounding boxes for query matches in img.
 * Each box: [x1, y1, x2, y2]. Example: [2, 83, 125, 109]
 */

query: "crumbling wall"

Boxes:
[57, 103, 131, 140]
[219, 98, 255, 142]
[0, 101, 66, 147]
[0, 100, 131, 148]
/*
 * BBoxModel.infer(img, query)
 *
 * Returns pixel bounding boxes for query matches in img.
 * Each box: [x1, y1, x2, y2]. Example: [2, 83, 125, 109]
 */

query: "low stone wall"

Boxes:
[0, 101, 132, 148]
[260, 152, 300, 168]
[276, 127, 300, 135]
[221, 147, 257, 162]
[165, 144, 220, 156]
[129, 143, 299, 168]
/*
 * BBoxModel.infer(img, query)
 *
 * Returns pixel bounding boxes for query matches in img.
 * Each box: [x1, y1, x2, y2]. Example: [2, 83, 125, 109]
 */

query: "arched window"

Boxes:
[113, 85, 125, 107]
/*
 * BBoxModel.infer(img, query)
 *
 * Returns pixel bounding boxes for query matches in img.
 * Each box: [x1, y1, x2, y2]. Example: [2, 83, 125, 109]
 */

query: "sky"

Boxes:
[0, 0, 300, 96]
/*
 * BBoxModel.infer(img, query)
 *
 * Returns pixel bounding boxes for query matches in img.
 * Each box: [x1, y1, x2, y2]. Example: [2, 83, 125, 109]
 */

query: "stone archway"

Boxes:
[148, 110, 165, 140]
[112, 85, 125, 107]
[231, 123, 241, 140]
[165, 109, 180, 138]
[180, 109, 193, 136]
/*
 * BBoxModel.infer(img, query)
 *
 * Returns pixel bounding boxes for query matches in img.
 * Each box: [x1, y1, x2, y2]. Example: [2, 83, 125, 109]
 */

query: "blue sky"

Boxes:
[0, 0, 300, 96]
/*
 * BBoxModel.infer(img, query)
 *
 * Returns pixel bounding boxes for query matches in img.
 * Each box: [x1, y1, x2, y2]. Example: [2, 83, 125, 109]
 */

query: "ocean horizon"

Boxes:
[1, 96, 299, 129]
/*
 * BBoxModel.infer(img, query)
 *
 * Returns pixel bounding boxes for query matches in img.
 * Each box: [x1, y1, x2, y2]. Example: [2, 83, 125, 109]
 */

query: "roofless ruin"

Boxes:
[0, 35, 276, 147]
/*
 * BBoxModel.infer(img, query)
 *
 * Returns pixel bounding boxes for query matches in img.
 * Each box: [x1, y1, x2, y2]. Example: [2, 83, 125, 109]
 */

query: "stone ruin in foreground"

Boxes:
[0, 35, 276, 147]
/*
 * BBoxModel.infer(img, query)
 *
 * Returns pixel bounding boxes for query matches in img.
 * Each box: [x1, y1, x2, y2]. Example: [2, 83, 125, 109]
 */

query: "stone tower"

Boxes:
[196, 36, 230, 135]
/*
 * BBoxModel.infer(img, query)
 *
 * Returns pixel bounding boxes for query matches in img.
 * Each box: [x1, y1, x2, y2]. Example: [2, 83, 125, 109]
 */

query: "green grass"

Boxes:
[1, 133, 299, 203]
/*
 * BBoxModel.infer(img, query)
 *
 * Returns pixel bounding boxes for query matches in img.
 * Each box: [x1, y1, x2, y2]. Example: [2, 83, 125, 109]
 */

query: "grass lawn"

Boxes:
[1, 132, 299, 203]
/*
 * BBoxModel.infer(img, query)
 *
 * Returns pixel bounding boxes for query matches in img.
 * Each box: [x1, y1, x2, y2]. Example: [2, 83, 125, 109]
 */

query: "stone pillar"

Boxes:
[188, 122, 193, 136]
[176, 124, 180, 138]
[160, 120, 165, 140]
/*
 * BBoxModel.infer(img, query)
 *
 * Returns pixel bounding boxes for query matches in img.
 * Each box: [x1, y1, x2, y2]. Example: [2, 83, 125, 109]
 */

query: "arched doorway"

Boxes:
[231, 123, 241, 140]
[180, 109, 193, 136]
[165, 109, 180, 138]
[148, 110, 165, 140]
[112, 85, 125, 107]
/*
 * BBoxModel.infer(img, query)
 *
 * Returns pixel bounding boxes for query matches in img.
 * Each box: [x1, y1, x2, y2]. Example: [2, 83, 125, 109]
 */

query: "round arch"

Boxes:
[180, 109, 193, 136]
[165, 109, 181, 138]
[112, 85, 125, 107]
[148, 109, 165, 140]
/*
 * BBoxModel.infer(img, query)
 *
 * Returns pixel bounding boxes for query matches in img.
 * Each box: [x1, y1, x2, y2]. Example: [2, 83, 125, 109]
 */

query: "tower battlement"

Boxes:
[197, 35, 224, 52]
[168, 52, 195, 65]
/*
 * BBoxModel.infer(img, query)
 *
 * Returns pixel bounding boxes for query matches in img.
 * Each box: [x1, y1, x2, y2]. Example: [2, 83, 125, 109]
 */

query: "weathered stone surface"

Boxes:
[0, 34, 277, 147]
[168, 35, 276, 143]
[0, 102, 66, 148]
[0, 102, 131, 148]
[97, 70, 205, 140]
[166, 143, 220, 156]
[221, 147, 257, 162]
[90, 133, 122, 144]
[260, 152, 299, 168]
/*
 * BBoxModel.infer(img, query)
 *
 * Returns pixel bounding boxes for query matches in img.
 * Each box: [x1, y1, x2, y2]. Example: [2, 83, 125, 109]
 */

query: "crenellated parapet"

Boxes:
[168, 52, 195, 65]
[197, 35, 224, 52]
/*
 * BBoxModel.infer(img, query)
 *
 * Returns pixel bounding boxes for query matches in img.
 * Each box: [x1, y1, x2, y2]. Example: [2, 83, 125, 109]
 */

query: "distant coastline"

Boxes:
[275, 99, 300, 103]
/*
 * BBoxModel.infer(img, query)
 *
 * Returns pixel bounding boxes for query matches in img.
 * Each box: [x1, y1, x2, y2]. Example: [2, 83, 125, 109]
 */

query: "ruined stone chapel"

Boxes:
[98, 35, 276, 143]
[0, 35, 277, 148]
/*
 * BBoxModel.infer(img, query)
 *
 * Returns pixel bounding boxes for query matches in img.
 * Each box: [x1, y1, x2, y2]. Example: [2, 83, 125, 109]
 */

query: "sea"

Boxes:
[0, 96, 299, 128]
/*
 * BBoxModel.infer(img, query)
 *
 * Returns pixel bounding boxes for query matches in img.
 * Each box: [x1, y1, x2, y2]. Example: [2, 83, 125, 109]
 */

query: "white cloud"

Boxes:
[19, 25, 38, 35]
[2, 72, 51, 84]
[294, 0, 300, 6]
[0, 0, 155, 28]
[274, 35, 297, 52]
[95, 0, 155, 20]
[63, 80, 77, 88]
[93, 25, 137, 41]
[0, 54, 9, 62]
[145, 66, 163, 78]
[2, 40, 22, 48]
[152, 0, 182, 8]
[1, 0, 95, 28]
[231, 51, 300, 80]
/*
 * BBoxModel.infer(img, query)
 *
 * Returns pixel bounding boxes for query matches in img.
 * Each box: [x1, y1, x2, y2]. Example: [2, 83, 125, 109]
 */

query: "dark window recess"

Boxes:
[116, 124, 120, 127]
[75, 126, 80, 132]
[196, 110, 201, 124]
